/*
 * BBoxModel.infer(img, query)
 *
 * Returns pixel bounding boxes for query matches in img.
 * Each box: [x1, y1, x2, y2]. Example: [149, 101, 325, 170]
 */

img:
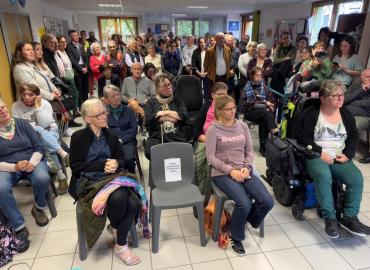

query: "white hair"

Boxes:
[103, 84, 120, 98]
[247, 41, 257, 48]
[81, 98, 104, 118]
[90, 42, 101, 53]
[256, 43, 267, 53]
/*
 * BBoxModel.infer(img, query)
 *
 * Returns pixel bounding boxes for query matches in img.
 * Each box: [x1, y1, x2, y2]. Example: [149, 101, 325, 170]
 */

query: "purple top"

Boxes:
[206, 120, 254, 177]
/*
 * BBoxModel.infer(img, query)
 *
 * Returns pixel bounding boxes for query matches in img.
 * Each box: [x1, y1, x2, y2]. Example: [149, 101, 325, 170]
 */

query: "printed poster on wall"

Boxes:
[228, 21, 240, 32]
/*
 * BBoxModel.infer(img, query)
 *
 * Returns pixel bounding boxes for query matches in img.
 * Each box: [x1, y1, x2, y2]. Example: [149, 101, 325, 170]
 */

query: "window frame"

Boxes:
[97, 16, 138, 42]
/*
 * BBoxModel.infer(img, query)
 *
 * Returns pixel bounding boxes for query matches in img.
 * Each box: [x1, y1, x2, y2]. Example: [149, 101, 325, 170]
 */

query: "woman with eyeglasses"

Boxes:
[144, 74, 188, 159]
[297, 79, 370, 238]
[69, 98, 141, 266]
[206, 95, 273, 255]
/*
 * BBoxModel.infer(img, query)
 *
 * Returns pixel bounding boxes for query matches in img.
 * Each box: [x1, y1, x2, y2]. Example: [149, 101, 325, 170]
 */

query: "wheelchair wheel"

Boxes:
[272, 174, 294, 206]
[266, 169, 274, 182]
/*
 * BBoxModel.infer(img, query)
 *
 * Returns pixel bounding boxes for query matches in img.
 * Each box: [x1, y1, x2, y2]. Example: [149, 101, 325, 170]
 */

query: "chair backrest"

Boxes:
[150, 142, 195, 187]
[175, 75, 203, 112]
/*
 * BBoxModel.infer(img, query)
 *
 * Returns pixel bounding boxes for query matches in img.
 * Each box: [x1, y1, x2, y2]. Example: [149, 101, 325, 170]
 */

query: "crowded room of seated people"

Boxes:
[1, 0, 370, 269]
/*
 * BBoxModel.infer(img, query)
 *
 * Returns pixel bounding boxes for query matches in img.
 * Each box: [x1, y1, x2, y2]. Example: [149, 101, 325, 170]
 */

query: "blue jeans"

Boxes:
[34, 126, 61, 152]
[0, 160, 50, 231]
[213, 174, 274, 241]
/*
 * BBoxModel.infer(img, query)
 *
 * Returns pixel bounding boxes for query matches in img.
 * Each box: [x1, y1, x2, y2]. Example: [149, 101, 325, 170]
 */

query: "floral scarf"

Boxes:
[156, 94, 176, 135]
[0, 118, 15, 140]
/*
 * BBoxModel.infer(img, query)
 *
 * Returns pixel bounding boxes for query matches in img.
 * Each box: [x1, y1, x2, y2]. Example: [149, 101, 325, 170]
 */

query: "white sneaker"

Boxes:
[63, 128, 75, 137]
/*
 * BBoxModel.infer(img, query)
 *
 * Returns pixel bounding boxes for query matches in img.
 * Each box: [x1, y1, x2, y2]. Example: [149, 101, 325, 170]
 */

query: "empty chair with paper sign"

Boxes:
[149, 142, 206, 253]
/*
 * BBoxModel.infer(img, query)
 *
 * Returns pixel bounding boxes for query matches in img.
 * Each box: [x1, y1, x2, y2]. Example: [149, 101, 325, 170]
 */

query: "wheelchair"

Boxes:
[264, 79, 345, 220]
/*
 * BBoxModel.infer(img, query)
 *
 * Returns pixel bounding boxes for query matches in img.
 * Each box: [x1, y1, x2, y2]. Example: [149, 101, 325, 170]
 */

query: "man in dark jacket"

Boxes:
[66, 29, 89, 105]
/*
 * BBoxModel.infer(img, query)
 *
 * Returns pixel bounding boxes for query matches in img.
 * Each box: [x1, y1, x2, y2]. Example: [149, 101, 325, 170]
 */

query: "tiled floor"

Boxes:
[3, 122, 370, 270]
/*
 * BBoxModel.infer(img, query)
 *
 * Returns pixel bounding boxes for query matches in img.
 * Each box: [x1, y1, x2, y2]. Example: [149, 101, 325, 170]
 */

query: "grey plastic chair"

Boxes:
[150, 142, 206, 253]
[211, 183, 265, 241]
[76, 200, 138, 261]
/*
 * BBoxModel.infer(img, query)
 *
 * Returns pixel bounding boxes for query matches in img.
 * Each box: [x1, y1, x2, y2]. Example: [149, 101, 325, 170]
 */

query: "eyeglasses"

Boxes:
[86, 111, 109, 119]
[329, 94, 344, 99]
[213, 91, 227, 96]
[160, 83, 172, 88]
[223, 106, 237, 112]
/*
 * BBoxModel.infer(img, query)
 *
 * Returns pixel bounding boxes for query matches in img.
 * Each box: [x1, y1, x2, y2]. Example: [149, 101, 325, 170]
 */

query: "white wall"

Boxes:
[76, 14, 99, 37]
[259, 2, 311, 47]
[227, 13, 241, 39]
[18, 0, 44, 42]
[41, 2, 76, 29]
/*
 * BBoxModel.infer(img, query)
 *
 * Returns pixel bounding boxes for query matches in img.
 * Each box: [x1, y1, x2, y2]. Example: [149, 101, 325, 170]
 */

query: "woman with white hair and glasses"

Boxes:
[247, 43, 273, 84]
[297, 79, 370, 239]
[69, 98, 142, 266]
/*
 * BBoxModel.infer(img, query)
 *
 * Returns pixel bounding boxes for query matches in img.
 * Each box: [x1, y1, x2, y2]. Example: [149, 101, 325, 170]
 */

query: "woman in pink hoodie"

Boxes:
[206, 95, 273, 255]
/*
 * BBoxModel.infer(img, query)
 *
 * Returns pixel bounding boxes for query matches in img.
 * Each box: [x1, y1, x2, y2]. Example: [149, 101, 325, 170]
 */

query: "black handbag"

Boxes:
[51, 77, 70, 94]
[60, 94, 76, 111]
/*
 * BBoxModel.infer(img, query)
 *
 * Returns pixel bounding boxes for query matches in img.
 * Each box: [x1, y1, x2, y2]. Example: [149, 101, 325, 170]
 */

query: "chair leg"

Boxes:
[151, 206, 161, 253]
[50, 175, 59, 197]
[76, 203, 88, 261]
[149, 189, 153, 223]
[135, 149, 144, 183]
[195, 202, 206, 246]
[259, 219, 265, 238]
[46, 187, 57, 218]
[130, 222, 139, 248]
[212, 196, 226, 242]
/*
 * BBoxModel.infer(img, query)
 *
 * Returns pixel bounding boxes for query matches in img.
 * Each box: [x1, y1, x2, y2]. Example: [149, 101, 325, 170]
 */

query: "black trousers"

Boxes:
[244, 108, 277, 145]
[207, 75, 227, 100]
[270, 60, 292, 96]
[74, 72, 89, 107]
[107, 187, 140, 245]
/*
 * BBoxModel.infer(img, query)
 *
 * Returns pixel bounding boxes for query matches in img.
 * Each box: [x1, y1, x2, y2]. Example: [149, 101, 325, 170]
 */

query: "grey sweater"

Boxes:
[206, 120, 254, 177]
[121, 76, 156, 105]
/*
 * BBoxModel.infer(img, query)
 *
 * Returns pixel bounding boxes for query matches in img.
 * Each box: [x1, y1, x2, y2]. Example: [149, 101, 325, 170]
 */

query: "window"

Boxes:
[334, 0, 363, 28]
[98, 17, 138, 43]
[309, 4, 334, 44]
[309, 0, 366, 45]
[176, 19, 210, 38]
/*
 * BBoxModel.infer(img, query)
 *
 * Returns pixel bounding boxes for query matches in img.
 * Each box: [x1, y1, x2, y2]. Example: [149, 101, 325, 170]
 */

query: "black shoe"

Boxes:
[68, 120, 82, 128]
[229, 235, 245, 256]
[359, 154, 370, 164]
[325, 219, 340, 238]
[292, 203, 305, 220]
[15, 228, 30, 253]
[340, 216, 369, 237]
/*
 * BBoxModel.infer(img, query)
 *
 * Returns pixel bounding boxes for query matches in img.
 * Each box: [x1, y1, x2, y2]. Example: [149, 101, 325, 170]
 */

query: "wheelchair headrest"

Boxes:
[298, 80, 321, 94]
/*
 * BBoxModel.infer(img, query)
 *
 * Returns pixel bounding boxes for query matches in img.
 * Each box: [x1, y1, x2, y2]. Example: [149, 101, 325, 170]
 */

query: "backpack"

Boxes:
[265, 136, 299, 179]
[204, 199, 231, 249]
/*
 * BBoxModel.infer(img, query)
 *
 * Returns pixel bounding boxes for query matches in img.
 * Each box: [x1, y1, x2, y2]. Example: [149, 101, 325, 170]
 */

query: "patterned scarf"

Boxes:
[0, 118, 15, 140]
[156, 94, 176, 134]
